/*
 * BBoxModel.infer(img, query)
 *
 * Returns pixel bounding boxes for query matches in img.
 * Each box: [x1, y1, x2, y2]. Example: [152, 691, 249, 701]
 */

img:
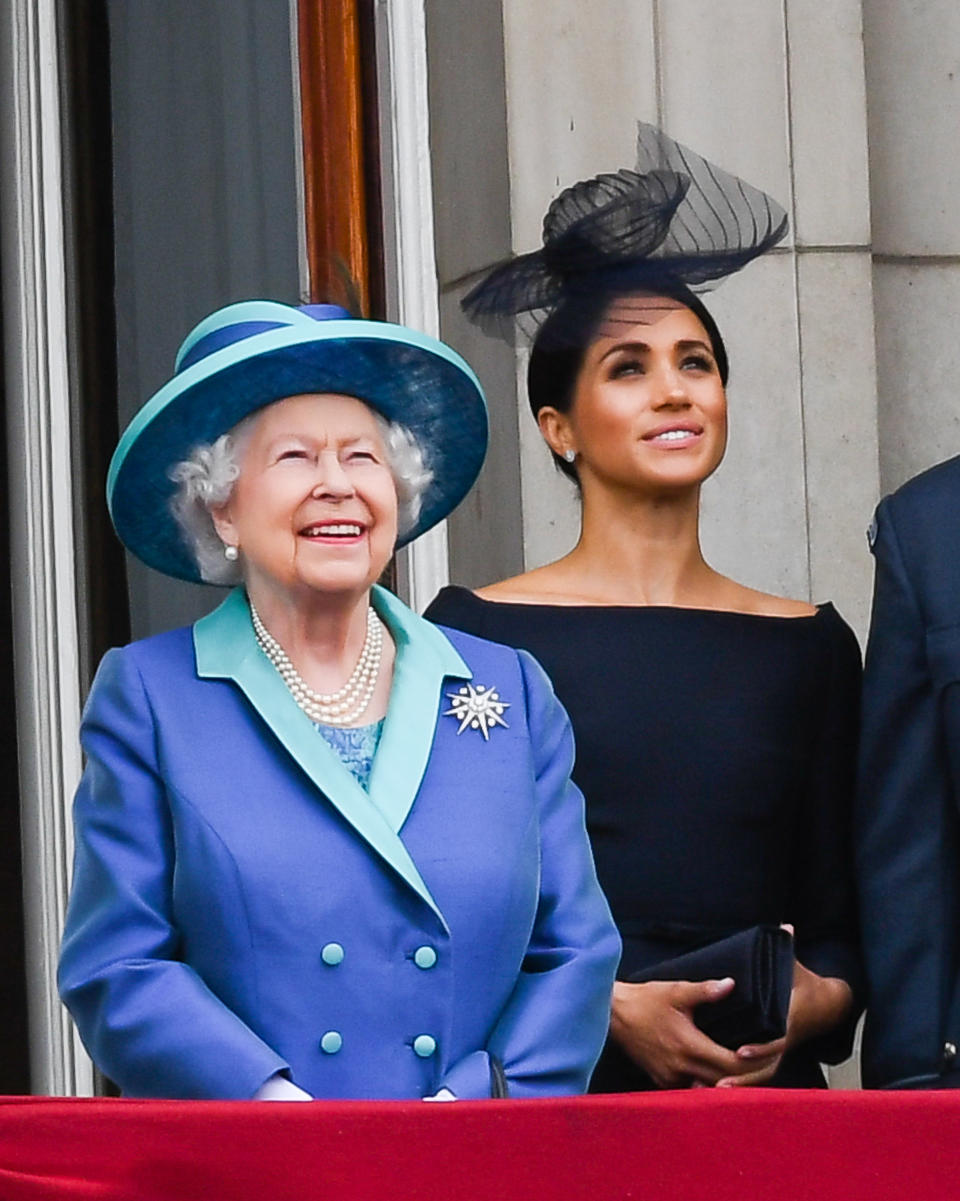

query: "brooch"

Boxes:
[444, 683, 510, 740]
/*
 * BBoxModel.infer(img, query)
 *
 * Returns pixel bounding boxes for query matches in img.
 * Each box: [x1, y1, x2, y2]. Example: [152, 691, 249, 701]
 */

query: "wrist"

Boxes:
[788, 974, 852, 1046]
[610, 980, 643, 1036]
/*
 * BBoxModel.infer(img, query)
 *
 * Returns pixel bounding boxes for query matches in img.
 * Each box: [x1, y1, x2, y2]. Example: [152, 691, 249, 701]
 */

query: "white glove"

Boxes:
[254, 1074, 314, 1101]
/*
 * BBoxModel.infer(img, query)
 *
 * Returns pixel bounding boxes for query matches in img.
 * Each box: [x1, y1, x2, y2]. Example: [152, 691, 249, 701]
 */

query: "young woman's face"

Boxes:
[553, 297, 728, 499]
[211, 392, 399, 605]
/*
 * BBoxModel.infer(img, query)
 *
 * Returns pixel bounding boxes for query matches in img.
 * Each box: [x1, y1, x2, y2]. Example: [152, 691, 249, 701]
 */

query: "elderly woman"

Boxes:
[58, 300, 620, 1101]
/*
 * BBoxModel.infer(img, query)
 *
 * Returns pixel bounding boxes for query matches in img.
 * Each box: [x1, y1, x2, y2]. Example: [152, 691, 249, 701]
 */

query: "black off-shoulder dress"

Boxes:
[425, 586, 863, 1089]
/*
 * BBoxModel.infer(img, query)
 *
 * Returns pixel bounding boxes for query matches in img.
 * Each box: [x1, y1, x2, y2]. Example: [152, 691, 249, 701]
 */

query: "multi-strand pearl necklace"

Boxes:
[249, 601, 383, 726]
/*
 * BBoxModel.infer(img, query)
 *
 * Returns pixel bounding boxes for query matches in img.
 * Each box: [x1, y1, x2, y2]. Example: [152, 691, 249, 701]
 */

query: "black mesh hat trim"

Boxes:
[462, 122, 787, 346]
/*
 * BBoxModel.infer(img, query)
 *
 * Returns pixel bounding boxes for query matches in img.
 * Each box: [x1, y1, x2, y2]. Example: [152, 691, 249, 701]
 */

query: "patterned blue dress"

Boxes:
[314, 719, 385, 790]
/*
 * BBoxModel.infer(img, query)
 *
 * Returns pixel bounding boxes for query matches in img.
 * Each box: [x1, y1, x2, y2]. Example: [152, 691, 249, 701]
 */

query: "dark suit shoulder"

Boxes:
[883, 455, 960, 529]
[874, 456, 960, 625]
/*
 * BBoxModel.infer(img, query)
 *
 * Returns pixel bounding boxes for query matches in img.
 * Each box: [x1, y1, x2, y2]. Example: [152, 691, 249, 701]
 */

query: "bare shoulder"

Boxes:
[719, 578, 817, 618]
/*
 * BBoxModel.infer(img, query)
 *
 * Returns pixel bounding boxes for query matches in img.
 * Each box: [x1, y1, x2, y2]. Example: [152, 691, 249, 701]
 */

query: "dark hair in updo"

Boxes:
[527, 284, 729, 484]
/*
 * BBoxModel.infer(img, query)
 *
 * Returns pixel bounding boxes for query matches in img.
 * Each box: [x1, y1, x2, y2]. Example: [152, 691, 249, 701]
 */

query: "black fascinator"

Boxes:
[462, 122, 788, 345]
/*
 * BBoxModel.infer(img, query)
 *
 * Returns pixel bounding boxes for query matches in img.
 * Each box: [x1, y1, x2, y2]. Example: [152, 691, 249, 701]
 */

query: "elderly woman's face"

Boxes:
[212, 393, 398, 602]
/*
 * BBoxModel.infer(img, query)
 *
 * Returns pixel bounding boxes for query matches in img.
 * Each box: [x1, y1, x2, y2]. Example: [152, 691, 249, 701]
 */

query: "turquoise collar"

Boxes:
[193, 586, 471, 925]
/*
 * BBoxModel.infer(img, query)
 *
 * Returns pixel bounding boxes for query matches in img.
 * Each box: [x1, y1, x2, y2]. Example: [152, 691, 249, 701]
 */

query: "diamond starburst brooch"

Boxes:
[444, 683, 510, 740]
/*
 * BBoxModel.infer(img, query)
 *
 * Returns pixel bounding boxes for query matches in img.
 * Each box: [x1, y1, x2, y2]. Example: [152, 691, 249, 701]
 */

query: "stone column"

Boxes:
[863, 1, 960, 494]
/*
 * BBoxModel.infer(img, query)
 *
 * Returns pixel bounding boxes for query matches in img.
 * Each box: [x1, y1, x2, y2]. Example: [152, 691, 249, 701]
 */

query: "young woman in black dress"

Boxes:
[426, 126, 861, 1090]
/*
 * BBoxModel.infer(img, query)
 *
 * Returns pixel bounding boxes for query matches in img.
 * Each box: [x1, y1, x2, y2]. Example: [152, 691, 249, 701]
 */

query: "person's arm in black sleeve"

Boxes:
[789, 606, 864, 1065]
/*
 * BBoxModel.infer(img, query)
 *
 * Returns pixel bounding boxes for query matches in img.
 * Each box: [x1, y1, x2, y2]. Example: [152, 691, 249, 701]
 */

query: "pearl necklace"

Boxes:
[249, 601, 383, 726]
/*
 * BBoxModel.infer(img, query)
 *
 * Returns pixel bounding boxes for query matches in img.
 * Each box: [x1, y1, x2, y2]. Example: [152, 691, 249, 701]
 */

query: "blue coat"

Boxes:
[857, 456, 960, 1087]
[58, 586, 620, 1100]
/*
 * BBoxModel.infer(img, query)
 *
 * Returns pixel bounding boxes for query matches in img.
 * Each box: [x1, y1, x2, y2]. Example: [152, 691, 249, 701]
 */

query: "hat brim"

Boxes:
[108, 320, 488, 583]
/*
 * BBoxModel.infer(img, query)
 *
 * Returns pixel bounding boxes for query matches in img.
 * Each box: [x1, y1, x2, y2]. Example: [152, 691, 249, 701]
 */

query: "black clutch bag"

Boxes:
[628, 925, 794, 1049]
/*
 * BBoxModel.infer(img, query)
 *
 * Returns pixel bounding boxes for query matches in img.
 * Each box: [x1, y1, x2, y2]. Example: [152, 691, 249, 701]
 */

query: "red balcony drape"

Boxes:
[1, 1091, 959, 1201]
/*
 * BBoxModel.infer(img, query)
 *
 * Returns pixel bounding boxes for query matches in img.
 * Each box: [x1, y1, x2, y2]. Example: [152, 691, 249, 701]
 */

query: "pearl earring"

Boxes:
[224, 544, 239, 562]
[563, 449, 576, 463]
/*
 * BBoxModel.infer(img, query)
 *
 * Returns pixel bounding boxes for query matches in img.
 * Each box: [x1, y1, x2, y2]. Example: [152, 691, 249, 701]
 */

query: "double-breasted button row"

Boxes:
[317, 942, 440, 1060]
[319, 1031, 437, 1058]
[319, 942, 439, 969]
[320, 945, 345, 1054]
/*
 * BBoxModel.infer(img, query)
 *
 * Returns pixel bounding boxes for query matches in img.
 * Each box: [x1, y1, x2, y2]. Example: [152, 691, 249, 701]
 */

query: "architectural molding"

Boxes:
[0, 0, 94, 1095]
[375, 0, 448, 611]
[297, 0, 370, 311]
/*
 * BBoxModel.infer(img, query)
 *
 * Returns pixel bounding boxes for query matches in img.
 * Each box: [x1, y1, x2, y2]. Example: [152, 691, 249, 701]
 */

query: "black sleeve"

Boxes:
[790, 606, 864, 1063]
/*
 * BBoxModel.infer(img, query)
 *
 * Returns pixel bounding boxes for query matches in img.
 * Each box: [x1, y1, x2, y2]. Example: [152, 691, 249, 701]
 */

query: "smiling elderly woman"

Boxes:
[57, 301, 619, 1101]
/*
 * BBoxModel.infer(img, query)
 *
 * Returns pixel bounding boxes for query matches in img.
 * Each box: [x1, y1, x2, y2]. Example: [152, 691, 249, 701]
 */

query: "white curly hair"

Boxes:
[169, 409, 433, 585]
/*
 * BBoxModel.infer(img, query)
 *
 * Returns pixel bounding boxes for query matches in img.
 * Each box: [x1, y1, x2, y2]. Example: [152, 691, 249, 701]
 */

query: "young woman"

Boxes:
[427, 126, 862, 1090]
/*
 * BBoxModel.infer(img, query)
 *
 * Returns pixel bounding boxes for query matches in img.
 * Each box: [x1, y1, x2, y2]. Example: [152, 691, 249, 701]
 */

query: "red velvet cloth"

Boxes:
[1, 1092, 958, 1200]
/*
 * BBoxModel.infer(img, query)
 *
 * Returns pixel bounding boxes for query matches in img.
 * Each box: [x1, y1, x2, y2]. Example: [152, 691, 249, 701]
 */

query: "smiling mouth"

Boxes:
[643, 427, 703, 444]
[300, 523, 364, 538]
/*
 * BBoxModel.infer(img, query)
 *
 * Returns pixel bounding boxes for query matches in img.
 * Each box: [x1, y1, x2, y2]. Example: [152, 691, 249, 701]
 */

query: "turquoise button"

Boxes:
[413, 946, 437, 970]
[320, 1031, 343, 1054]
[321, 942, 344, 966]
[413, 1034, 436, 1058]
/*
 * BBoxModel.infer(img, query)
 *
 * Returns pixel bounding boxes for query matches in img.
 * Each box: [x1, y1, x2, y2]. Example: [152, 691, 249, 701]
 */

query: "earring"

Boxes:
[563, 449, 576, 463]
[223, 544, 239, 562]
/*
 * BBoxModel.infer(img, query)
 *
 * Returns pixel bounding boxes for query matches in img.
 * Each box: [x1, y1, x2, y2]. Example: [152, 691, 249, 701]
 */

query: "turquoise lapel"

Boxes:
[193, 587, 470, 927]
[365, 586, 472, 832]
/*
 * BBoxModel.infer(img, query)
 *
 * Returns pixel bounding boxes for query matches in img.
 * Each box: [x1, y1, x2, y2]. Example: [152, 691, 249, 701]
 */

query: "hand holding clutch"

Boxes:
[607, 976, 743, 1088]
[628, 925, 794, 1051]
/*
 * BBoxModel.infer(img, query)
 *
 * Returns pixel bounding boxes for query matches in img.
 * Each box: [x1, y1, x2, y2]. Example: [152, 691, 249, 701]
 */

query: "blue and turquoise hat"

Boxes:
[107, 300, 488, 582]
